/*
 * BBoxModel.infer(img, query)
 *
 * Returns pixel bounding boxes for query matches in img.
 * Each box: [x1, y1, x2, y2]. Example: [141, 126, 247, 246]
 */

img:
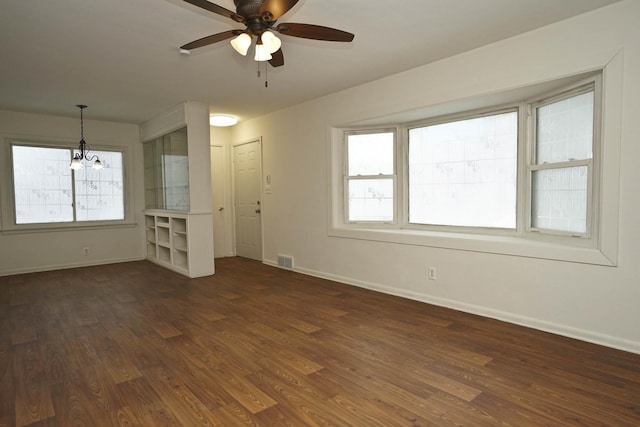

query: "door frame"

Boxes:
[231, 137, 264, 260]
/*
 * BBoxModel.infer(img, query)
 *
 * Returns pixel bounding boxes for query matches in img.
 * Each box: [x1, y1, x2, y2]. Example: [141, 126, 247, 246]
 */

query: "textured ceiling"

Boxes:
[0, 0, 620, 124]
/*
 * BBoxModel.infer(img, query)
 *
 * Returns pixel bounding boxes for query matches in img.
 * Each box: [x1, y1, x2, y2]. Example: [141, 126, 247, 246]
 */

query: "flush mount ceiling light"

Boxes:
[70, 105, 103, 170]
[209, 114, 238, 127]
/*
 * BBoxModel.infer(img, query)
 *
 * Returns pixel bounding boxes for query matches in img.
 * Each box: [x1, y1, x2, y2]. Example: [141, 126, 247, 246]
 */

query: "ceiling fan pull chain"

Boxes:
[265, 63, 268, 88]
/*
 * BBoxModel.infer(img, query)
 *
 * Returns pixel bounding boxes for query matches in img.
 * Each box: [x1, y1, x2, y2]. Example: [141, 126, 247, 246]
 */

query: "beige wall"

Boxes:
[0, 110, 144, 274]
[230, 1, 640, 353]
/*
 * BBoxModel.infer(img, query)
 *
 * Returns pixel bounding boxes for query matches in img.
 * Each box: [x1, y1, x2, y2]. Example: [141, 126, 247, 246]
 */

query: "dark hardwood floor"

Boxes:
[1, 257, 639, 426]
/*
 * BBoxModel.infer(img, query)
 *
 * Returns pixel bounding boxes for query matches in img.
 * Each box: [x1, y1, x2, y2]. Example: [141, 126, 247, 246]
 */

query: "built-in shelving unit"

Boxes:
[141, 101, 214, 278]
[145, 212, 187, 275]
[144, 210, 213, 278]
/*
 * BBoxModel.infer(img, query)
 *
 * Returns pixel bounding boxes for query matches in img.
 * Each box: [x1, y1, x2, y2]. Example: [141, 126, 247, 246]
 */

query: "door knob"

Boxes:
[255, 209, 261, 214]
[218, 207, 224, 211]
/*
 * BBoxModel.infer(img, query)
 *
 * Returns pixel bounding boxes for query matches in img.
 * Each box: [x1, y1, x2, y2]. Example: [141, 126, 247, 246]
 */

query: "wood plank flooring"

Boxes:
[1, 257, 639, 426]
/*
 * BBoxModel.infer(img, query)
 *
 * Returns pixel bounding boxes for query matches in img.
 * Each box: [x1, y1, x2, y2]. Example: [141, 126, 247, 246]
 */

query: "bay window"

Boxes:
[334, 75, 608, 262]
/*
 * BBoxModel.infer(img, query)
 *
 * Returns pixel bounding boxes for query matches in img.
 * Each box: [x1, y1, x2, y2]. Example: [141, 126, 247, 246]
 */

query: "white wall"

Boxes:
[231, 1, 640, 353]
[0, 110, 144, 274]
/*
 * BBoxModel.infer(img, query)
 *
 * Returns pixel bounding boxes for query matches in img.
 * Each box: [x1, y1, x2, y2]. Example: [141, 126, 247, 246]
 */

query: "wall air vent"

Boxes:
[277, 255, 294, 270]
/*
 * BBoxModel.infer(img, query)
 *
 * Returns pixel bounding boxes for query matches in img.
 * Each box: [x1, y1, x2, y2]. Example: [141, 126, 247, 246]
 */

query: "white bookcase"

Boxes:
[144, 210, 213, 278]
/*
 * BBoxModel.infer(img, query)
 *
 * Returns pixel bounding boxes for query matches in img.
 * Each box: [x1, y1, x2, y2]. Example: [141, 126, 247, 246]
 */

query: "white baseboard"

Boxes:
[0, 256, 145, 277]
[263, 259, 640, 355]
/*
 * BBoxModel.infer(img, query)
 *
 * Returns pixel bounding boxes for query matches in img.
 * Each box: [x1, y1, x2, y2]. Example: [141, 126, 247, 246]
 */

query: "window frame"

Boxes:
[526, 82, 601, 241]
[403, 105, 521, 233]
[343, 128, 398, 225]
[5, 139, 130, 231]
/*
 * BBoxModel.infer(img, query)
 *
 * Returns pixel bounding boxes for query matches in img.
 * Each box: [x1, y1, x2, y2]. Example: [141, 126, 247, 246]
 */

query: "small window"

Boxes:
[530, 87, 595, 235]
[11, 143, 125, 225]
[408, 110, 518, 228]
[345, 130, 395, 222]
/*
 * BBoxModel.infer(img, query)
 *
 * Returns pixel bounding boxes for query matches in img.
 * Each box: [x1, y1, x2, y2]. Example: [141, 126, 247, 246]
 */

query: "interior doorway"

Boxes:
[233, 139, 262, 260]
[210, 144, 228, 258]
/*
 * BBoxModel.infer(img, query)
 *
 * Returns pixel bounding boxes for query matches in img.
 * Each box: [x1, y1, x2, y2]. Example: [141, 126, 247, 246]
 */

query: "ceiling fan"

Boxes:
[180, 0, 355, 67]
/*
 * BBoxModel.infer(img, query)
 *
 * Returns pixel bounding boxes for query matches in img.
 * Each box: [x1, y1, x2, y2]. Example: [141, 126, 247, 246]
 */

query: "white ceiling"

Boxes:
[0, 0, 620, 124]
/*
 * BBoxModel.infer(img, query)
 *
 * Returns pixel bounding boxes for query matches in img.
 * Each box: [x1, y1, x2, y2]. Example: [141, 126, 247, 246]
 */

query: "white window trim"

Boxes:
[2, 138, 133, 232]
[328, 53, 622, 266]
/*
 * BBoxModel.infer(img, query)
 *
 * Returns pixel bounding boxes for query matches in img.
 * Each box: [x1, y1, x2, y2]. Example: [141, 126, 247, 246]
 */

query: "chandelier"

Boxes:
[70, 105, 102, 170]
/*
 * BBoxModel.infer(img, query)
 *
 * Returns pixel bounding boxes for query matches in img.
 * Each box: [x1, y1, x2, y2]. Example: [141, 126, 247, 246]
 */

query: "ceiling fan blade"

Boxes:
[275, 23, 354, 42]
[182, 0, 244, 22]
[180, 30, 239, 50]
[260, 0, 299, 21]
[269, 48, 284, 67]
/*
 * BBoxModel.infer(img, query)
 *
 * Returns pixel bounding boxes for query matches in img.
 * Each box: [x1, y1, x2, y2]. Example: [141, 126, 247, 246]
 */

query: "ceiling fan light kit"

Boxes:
[180, 0, 354, 68]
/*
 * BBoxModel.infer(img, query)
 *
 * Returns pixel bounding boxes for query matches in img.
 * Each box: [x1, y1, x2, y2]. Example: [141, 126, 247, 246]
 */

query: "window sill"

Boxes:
[1, 220, 136, 235]
[328, 226, 616, 266]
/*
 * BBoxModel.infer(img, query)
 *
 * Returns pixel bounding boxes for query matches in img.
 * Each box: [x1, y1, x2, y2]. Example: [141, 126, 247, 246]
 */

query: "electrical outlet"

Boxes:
[428, 266, 437, 280]
[83, 247, 89, 255]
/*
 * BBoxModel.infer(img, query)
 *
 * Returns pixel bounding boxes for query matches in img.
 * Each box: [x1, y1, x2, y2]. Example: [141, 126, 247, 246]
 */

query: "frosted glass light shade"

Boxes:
[254, 43, 272, 61]
[70, 157, 84, 169]
[261, 31, 281, 54]
[230, 33, 252, 56]
[209, 114, 238, 127]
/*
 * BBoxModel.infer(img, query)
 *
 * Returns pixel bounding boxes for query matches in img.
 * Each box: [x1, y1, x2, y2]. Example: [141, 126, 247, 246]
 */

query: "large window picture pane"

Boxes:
[12, 146, 73, 224]
[531, 166, 587, 233]
[348, 179, 394, 221]
[408, 111, 518, 228]
[536, 91, 594, 164]
[347, 132, 394, 176]
[74, 150, 124, 221]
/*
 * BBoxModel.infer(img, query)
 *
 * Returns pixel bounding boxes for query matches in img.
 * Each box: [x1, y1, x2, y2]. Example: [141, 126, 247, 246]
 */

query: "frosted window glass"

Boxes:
[408, 111, 517, 228]
[536, 91, 593, 164]
[531, 166, 587, 233]
[12, 146, 73, 224]
[74, 150, 124, 221]
[348, 132, 394, 175]
[348, 179, 394, 221]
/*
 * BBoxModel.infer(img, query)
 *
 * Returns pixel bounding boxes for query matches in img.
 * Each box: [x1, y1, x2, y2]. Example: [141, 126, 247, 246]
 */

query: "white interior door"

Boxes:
[211, 145, 228, 258]
[233, 140, 262, 260]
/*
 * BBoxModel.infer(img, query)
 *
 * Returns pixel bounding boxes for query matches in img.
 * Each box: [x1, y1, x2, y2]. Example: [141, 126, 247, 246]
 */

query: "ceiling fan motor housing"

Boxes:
[234, 0, 264, 18]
